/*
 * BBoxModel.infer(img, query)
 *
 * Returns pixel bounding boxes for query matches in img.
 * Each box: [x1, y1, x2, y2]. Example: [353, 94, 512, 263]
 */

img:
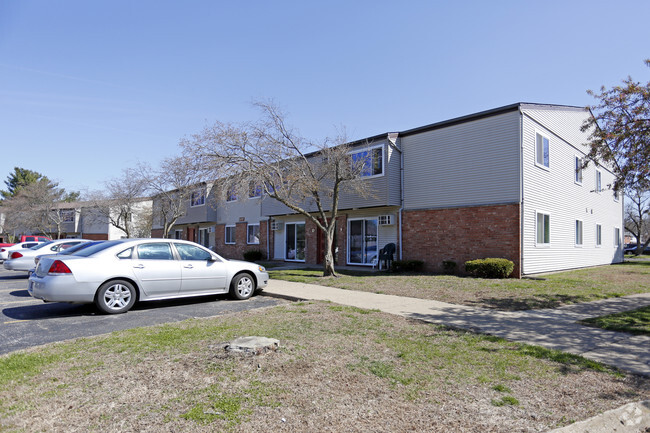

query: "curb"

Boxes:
[547, 400, 649, 432]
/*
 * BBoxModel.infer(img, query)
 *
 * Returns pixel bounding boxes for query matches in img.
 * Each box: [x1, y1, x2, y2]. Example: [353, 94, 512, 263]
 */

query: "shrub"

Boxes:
[391, 260, 424, 273]
[243, 249, 264, 262]
[442, 260, 457, 275]
[464, 258, 514, 279]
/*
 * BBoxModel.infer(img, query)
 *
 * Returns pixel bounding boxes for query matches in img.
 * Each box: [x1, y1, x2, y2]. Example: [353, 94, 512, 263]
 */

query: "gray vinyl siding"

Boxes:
[261, 138, 401, 216]
[401, 111, 521, 210]
[521, 107, 623, 274]
[217, 195, 267, 225]
[174, 185, 218, 225]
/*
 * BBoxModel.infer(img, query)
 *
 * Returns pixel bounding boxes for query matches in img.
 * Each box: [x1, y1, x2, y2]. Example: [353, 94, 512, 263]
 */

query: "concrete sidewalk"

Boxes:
[262, 279, 650, 377]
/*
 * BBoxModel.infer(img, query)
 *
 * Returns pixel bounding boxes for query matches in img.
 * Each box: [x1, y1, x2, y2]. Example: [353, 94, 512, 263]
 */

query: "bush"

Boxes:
[243, 249, 264, 262]
[464, 258, 514, 279]
[391, 260, 424, 273]
[442, 260, 457, 275]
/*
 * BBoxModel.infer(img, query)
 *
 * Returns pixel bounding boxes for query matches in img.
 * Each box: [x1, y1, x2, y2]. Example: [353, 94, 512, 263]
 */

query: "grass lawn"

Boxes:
[580, 305, 650, 336]
[268, 261, 650, 311]
[1, 303, 648, 432]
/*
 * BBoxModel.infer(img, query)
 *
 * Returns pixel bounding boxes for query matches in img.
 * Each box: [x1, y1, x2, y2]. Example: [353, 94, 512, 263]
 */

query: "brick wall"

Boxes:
[151, 229, 164, 238]
[402, 203, 521, 277]
[215, 221, 267, 260]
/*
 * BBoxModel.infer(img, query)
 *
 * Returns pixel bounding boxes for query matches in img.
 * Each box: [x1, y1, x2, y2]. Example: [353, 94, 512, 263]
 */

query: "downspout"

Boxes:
[267, 218, 271, 260]
[387, 132, 404, 260]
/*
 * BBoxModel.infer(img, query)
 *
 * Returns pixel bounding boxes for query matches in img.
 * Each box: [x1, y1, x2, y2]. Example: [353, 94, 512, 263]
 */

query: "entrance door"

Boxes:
[348, 219, 378, 265]
[285, 223, 305, 261]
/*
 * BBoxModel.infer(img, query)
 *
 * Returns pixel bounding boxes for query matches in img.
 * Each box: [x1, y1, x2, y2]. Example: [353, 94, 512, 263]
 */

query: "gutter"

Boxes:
[387, 132, 404, 260]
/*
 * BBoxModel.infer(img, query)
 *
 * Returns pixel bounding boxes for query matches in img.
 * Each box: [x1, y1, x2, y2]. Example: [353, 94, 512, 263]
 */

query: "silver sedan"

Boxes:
[28, 238, 269, 314]
[4, 239, 91, 272]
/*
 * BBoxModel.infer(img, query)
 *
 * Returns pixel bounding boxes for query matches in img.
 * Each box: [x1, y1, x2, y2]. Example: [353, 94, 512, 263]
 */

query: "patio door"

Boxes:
[348, 218, 378, 265]
[285, 223, 305, 261]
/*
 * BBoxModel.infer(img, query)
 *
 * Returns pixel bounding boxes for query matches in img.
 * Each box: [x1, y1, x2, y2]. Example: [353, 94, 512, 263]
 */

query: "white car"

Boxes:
[4, 239, 91, 272]
[28, 238, 269, 314]
[0, 242, 44, 262]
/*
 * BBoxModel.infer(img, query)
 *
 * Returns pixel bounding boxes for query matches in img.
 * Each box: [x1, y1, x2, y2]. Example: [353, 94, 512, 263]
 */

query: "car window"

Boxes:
[34, 241, 55, 250]
[116, 248, 133, 259]
[175, 243, 213, 261]
[137, 243, 174, 260]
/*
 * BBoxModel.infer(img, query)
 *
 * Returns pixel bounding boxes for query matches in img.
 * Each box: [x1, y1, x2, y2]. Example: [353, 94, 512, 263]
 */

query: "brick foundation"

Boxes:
[402, 204, 521, 277]
[214, 222, 268, 260]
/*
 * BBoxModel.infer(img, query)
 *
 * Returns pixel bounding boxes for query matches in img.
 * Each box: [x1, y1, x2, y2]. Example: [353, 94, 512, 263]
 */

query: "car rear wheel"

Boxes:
[95, 280, 136, 314]
[230, 273, 254, 300]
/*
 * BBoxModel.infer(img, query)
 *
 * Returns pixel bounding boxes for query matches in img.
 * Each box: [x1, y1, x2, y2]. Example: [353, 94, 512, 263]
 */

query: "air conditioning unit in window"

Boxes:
[270, 221, 284, 231]
[378, 215, 393, 226]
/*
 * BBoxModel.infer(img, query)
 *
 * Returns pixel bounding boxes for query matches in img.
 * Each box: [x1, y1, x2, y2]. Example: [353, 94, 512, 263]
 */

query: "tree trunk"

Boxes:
[322, 227, 337, 277]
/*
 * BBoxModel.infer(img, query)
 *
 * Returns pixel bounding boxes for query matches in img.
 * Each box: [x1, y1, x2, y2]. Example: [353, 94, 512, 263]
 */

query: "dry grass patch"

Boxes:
[1, 302, 648, 432]
[269, 261, 650, 310]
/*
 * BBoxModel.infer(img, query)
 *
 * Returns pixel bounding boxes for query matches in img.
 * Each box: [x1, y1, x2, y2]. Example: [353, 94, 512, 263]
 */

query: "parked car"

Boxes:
[0, 235, 52, 249]
[0, 242, 44, 262]
[33, 241, 105, 269]
[3, 239, 91, 272]
[28, 239, 269, 314]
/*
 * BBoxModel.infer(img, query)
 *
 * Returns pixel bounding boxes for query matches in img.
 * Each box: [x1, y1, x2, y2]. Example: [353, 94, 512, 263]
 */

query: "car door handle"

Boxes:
[133, 264, 145, 269]
[184, 265, 194, 269]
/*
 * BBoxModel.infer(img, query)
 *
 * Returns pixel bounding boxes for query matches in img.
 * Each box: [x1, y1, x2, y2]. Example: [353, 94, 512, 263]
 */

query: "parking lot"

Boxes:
[0, 268, 285, 355]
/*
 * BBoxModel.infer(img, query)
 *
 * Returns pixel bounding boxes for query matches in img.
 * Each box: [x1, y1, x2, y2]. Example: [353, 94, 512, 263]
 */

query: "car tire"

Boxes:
[95, 280, 136, 314]
[230, 273, 255, 300]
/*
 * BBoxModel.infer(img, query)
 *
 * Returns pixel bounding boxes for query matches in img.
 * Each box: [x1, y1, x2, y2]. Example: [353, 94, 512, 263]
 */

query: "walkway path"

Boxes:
[262, 279, 650, 376]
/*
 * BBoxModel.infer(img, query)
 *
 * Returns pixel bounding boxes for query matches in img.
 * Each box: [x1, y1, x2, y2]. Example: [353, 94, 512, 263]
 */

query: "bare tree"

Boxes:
[625, 186, 650, 255]
[139, 156, 205, 239]
[87, 170, 149, 238]
[181, 101, 372, 276]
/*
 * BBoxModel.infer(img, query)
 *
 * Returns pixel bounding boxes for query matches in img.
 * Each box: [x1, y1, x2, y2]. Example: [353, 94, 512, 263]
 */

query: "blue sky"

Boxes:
[1, 0, 648, 195]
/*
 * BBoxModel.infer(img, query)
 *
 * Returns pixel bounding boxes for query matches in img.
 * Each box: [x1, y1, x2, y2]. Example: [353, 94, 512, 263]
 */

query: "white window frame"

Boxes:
[596, 170, 602, 193]
[60, 209, 75, 223]
[350, 145, 384, 178]
[190, 190, 205, 207]
[248, 184, 262, 199]
[535, 131, 550, 169]
[225, 225, 236, 244]
[596, 224, 602, 247]
[574, 155, 583, 185]
[614, 227, 621, 248]
[247, 223, 260, 245]
[536, 211, 551, 247]
[575, 219, 583, 246]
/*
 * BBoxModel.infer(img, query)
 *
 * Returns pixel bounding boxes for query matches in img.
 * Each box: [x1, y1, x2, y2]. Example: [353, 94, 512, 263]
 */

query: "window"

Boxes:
[247, 224, 260, 244]
[248, 184, 262, 199]
[536, 212, 550, 245]
[61, 210, 75, 222]
[351, 146, 383, 177]
[174, 229, 183, 239]
[225, 225, 236, 244]
[226, 187, 237, 202]
[285, 222, 306, 261]
[137, 243, 174, 260]
[190, 190, 205, 207]
[575, 220, 583, 246]
[614, 227, 621, 248]
[574, 156, 583, 184]
[596, 224, 602, 246]
[175, 243, 213, 261]
[596, 170, 602, 193]
[535, 132, 550, 168]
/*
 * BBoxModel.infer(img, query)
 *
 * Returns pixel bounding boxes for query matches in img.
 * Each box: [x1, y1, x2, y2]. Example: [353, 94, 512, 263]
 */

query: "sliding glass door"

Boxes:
[285, 223, 305, 261]
[348, 218, 378, 265]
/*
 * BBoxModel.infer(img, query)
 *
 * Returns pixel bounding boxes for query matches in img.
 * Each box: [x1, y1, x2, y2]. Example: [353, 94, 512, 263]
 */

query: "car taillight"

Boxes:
[10, 252, 23, 259]
[48, 260, 72, 275]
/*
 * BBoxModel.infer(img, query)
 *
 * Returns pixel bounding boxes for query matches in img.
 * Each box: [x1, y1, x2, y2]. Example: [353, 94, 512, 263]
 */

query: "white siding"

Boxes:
[521, 108, 623, 274]
[402, 111, 521, 210]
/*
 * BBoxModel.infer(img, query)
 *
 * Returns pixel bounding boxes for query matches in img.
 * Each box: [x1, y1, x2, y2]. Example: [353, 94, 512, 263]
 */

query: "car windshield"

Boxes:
[61, 241, 102, 255]
[72, 240, 124, 257]
[31, 241, 55, 250]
